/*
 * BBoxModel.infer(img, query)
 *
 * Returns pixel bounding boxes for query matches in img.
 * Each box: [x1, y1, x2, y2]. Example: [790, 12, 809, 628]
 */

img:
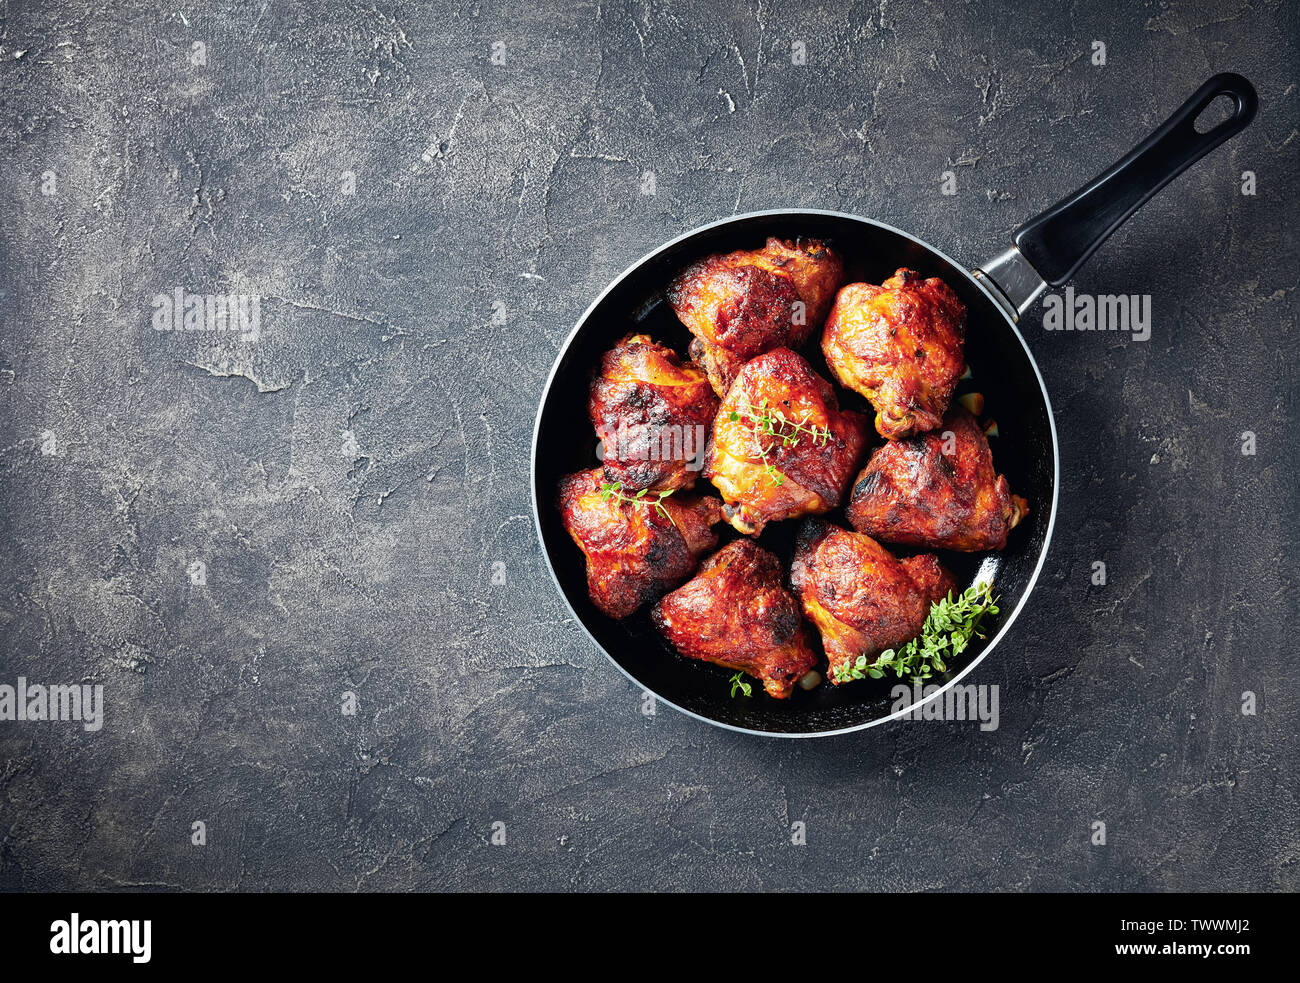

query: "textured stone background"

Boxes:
[0, 0, 1296, 891]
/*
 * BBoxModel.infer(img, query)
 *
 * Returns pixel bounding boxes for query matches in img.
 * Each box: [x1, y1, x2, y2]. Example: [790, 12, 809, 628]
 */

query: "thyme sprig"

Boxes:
[728, 394, 831, 487]
[831, 581, 1000, 684]
[599, 481, 677, 528]
[728, 671, 753, 698]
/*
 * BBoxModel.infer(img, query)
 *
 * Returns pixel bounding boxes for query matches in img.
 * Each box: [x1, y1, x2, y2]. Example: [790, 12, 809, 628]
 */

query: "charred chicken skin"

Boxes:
[651, 539, 817, 699]
[790, 520, 955, 683]
[705, 348, 869, 537]
[822, 268, 967, 439]
[558, 468, 723, 619]
[668, 237, 845, 396]
[588, 334, 719, 492]
[846, 407, 1028, 551]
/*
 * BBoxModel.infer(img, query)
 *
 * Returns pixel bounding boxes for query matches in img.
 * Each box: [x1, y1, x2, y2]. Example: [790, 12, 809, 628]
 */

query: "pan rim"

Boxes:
[529, 207, 1061, 738]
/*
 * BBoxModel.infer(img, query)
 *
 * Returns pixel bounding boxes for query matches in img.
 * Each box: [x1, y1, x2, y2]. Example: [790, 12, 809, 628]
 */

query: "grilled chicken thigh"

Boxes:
[668, 237, 844, 396]
[822, 268, 966, 439]
[589, 334, 718, 492]
[705, 348, 869, 537]
[651, 539, 817, 699]
[846, 407, 1028, 551]
[558, 468, 723, 619]
[790, 520, 955, 683]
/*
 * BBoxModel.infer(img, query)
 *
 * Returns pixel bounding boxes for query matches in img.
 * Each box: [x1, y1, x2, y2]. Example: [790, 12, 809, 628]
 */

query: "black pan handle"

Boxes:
[1013, 73, 1258, 287]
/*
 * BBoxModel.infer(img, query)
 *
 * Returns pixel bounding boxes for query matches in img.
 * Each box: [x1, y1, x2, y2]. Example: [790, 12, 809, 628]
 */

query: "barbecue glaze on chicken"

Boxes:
[846, 407, 1028, 551]
[705, 348, 869, 537]
[822, 268, 966, 439]
[668, 237, 844, 396]
[558, 468, 723, 619]
[790, 520, 955, 683]
[651, 539, 817, 699]
[588, 333, 719, 492]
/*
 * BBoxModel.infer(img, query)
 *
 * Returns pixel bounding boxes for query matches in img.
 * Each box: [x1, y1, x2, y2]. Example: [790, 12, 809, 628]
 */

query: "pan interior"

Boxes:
[533, 212, 1056, 735]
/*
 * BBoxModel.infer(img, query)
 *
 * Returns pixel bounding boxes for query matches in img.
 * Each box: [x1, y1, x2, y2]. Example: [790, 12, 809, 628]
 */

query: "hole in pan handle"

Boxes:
[1010, 72, 1258, 290]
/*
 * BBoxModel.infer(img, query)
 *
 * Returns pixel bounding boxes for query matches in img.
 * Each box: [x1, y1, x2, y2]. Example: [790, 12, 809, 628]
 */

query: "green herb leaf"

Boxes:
[729, 672, 753, 699]
[830, 581, 1000, 685]
[601, 481, 679, 532]
[731, 392, 832, 489]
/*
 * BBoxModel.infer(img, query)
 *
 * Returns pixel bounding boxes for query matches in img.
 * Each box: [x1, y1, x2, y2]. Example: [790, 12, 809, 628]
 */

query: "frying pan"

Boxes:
[531, 73, 1258, 736]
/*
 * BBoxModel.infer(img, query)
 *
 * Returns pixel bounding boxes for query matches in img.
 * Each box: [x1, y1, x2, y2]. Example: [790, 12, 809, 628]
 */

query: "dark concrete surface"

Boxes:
[0, 0, 1296, 891]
